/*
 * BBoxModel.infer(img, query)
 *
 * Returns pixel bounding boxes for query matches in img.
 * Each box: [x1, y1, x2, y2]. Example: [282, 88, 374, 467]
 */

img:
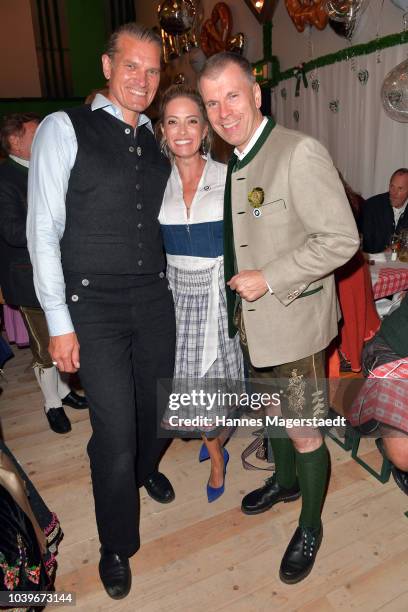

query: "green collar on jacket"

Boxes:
[224, 116, 276, 337]
[6, 157, 29, 175]
[232, 116, 276, 173]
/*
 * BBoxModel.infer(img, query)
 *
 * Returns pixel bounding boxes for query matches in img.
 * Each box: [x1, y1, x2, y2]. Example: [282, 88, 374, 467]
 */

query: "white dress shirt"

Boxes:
[27, 94, 152, 336]
[394, 199, 408, 226]
[233, 116, 268, 161]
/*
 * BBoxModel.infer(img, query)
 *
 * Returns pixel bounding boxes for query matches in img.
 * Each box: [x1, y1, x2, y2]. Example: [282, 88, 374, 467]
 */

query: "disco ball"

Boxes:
[325, 0, 365, 22]
[158, 0, 195, 35]
[381, 59, 408, 123]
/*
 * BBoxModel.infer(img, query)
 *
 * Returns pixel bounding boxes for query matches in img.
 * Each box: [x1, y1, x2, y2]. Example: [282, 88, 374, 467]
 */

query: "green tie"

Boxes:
[224, 153, 239, 338]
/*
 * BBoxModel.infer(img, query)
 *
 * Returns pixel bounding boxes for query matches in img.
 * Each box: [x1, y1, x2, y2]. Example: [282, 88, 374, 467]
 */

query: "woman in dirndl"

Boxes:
[0, 438, 63, 595]
[157, 85, 244, 502]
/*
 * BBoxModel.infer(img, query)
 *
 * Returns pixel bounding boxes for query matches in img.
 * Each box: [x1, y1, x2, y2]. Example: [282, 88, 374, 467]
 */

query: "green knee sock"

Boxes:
[269, 433, 297, 489]
[295, 443, 329, 530]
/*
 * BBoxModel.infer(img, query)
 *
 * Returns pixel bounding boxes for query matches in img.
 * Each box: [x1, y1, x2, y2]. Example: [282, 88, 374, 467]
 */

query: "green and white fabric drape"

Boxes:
[272, 42, 408, 198]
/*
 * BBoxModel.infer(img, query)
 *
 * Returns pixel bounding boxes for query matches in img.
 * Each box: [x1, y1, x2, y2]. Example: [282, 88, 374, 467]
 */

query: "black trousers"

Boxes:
[66, 272, 176, 556]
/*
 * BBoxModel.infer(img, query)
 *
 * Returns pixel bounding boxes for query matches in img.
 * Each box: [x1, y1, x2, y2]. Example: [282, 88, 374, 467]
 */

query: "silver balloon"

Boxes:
[390, 0, 408, 9]
[189, 47, 206, 73]
[189, 0, 203, 48]
[192, 0, 204, 28]
[325, 0, 366, 22]
[158, 0, 195, 36]
[161, 29, 181, 63]
[381, 59, 408, 123]
[329, 16, 356, 39]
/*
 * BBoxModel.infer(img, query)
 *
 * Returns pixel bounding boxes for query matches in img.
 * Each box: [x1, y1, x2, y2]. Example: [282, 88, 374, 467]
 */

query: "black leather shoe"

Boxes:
[61, 391, 88, 409]
[392, 465, 408, 496]
[279, 525, 323, 584]
[375, 438, 408, 496]
[241, 475, 301, 515]
[144, 471, 175, 503]
[99, 548, 131, 600]
[44, 407, 71, 434]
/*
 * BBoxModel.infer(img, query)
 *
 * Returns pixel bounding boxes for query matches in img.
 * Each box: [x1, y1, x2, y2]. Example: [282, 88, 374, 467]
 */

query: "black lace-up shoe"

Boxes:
[279, 524, 323, 584]
[241, 474, 301, 515]
[376, 438, 408, 496]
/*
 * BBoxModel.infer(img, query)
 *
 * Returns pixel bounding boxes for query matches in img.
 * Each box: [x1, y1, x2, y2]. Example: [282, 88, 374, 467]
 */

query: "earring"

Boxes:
[201, 138, 207, 156]
[160, 139, 170, 158]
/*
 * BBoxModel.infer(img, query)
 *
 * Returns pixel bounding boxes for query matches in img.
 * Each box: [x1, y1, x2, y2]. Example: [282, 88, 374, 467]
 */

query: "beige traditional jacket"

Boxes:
[229, 121, 359, 367]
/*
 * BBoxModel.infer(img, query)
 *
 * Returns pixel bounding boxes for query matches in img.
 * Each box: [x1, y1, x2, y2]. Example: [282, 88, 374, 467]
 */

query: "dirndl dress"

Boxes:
[159, 156, 244, 434]
[0, 440, 63, 597]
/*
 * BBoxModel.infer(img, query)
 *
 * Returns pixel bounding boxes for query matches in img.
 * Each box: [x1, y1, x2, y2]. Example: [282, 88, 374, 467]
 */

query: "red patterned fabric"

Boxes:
[373, 267, 408, 300]
[347, 360, 408, 433]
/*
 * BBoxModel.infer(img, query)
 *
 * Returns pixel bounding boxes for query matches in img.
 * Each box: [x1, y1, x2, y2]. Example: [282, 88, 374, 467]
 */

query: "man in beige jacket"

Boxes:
[199, 52, 359, 584]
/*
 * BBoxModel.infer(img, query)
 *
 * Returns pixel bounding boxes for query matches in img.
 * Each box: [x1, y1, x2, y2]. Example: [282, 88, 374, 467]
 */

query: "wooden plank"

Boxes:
[1, 343, 408, 611]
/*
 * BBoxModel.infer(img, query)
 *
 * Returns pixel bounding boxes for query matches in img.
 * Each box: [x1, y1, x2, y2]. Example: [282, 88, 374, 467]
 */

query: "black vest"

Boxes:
[61, 106, 170, 275]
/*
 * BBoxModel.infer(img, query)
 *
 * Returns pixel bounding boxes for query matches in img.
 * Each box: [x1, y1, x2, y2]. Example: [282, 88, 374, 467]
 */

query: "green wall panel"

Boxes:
[0, 98, 83, 121]
[65, 0, 107, 97]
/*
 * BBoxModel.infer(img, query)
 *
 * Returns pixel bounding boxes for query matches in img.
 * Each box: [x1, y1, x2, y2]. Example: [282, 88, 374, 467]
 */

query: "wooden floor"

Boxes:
[1, 345, 408, 612]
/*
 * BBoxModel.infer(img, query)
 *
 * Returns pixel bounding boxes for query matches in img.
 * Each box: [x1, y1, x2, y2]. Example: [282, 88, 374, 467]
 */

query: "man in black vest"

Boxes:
[0, 113, 88, 433]
[361, 168, 408, 253]
[27, 24, 176, 599]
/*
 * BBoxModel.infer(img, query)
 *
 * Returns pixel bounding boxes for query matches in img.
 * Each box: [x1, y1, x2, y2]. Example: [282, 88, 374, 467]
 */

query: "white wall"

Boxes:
[0, 0, 41, 97]
[272, 0, 405, 71]
[272, 1, 408, 199]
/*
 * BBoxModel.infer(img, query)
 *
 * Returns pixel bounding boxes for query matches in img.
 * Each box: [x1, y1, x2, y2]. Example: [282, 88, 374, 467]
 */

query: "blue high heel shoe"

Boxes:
[199, 441, 229, 462]
[199, 443, 210, 462]
[207, 448, 229, 503]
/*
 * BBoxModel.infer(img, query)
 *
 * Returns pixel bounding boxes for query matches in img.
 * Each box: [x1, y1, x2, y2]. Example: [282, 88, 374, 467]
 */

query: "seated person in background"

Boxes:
[359, 294, 408, 494]
[0, 113, 88, 434]
[361, 168, 408, 253]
